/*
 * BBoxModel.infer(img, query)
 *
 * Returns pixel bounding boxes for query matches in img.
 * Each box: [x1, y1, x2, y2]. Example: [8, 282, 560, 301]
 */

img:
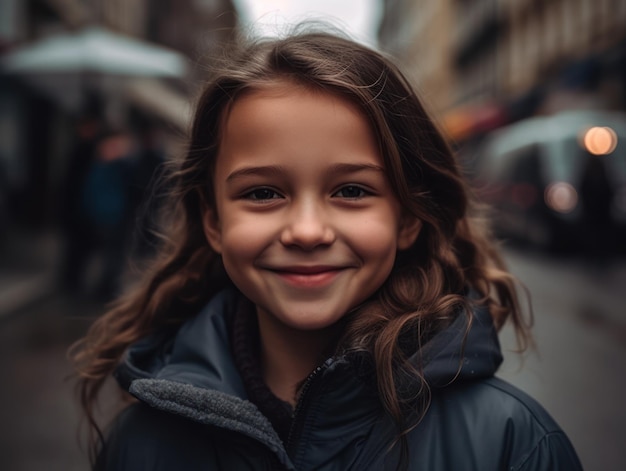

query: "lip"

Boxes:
[266, 265, 345, 288]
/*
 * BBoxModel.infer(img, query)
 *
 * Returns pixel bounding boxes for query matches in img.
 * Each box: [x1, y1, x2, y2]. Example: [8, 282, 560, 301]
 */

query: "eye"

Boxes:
[244, 188, 282, 201]
[333, 185, 368, 199]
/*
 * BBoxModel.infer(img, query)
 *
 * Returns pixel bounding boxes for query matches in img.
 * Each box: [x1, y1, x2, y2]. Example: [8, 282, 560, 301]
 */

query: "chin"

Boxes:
[268, 304, 347, 332]
[281, 315, 343, 332]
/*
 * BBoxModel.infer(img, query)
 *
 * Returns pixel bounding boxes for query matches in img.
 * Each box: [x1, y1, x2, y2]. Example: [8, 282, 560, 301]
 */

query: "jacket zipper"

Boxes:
[285, 362, 330, 460]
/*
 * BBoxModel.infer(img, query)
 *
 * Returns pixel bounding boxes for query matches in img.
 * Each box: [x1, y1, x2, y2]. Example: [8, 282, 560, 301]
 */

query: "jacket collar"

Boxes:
[115, 288, 502, 469]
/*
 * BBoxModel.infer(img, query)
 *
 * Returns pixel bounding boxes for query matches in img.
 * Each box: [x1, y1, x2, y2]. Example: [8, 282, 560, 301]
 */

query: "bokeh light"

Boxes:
[582, 126, 618, 155]
[544, 181, 578, 213]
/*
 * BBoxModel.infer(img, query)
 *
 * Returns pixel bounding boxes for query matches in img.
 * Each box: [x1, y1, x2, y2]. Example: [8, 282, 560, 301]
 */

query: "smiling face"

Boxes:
[203, 83, 421, 332]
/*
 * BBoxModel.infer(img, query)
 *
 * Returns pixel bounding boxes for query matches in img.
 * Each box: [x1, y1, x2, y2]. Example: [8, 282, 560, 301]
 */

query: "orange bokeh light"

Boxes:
[583, 126, 618, 155]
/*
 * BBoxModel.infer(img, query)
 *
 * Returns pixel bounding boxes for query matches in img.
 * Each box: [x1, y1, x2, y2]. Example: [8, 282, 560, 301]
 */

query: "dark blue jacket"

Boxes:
[98, 289, 582, 470]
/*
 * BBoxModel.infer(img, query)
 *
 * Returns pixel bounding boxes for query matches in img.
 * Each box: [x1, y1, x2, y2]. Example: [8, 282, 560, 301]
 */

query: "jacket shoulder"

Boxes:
[479, 377, 583, 470]
[480, 376, 565, 432]
[405, 377, 583, 471]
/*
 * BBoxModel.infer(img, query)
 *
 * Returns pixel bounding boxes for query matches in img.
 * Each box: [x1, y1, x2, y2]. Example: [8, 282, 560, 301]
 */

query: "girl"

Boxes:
[71, 28, 582, 470]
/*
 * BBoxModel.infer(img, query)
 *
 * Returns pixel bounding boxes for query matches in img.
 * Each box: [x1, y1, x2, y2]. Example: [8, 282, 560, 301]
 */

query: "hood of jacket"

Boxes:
[114, 288, 503, 469]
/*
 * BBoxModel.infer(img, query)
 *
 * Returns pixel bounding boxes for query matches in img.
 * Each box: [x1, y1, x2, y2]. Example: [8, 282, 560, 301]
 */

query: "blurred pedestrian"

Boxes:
[70, 28, 582, 470]
[128, 118, 169, 262]
[579, 152, 615, 261]
[0, 152, 9, 242]
[61, 123, 139, 301]
[59, 107, 103, 295]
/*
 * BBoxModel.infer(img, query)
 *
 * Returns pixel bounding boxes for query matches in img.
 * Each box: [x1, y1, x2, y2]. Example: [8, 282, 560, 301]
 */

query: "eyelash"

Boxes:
[241, 184, 372, 202]
[243, 188, 283, 201]
[332, 185, 370, 199]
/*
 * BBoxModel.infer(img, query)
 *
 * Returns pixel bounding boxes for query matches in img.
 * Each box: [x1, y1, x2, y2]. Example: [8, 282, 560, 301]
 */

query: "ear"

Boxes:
[202, 207, 223, 254]
[397, 216, 422, 250]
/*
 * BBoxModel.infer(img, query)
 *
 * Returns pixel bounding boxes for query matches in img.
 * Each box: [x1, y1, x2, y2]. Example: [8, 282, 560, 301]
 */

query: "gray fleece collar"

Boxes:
[130, 378, 294, 470]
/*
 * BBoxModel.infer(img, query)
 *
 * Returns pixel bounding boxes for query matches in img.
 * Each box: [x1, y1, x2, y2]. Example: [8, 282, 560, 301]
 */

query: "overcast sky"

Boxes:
[232, 0, 383, 47]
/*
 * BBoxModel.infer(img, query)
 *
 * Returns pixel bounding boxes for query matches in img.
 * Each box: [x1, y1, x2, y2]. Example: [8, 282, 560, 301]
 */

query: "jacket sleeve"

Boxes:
[95, 403, 217, 471]
[95, 403, 279, 471]
[514, 431, 583, 471]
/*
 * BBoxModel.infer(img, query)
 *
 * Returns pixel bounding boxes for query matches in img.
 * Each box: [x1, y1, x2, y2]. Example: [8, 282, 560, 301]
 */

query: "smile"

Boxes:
[267, 266, 345, 288]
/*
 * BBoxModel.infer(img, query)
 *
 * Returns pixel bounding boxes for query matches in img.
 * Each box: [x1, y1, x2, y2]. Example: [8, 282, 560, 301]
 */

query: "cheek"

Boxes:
[218, 216, 273, 265]
[220, 229, 256, 261]
[345, 209, 402, 255]
[345, 219, 400, 282]
[218, 226, 258, 290]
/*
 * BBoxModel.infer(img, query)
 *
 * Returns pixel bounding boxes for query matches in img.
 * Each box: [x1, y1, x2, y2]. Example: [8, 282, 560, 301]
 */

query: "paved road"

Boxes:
[0, 295, 104, 471]
[1, 247, 624, 470]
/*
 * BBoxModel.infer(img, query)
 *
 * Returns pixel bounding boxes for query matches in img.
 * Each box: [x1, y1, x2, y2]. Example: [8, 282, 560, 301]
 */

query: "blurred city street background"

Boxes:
[1, 0, 625, 470]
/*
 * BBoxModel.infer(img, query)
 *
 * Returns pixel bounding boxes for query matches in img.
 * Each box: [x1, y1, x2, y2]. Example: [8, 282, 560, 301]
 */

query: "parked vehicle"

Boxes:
[470, 110, 626, 252]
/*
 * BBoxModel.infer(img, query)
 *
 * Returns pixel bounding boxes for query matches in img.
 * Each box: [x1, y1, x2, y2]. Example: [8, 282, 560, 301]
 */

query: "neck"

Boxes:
[256, 308, 340, 406]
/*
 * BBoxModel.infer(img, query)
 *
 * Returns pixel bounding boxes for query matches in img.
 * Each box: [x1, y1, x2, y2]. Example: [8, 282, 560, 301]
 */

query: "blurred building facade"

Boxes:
[376, 0, 456, 116]
[0, 0, 238, 234]
[378, 0, 626, 143]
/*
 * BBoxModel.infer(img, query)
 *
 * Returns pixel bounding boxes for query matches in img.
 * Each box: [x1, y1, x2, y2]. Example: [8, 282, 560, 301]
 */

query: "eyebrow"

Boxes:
[225, 162, 385, 182]
[225, 165, 286, 182]
[328, 163, 385, 174]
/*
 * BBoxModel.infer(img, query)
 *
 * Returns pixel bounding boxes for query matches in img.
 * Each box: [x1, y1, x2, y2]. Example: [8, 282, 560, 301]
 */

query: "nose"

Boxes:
[280, 200, 336, 250]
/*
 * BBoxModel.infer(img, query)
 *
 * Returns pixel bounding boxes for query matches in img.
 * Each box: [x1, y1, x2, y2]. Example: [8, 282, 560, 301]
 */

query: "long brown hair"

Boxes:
[70, 26, 531, 461]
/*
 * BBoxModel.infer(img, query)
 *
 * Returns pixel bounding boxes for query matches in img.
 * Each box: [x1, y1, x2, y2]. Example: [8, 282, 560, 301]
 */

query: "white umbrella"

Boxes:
[1, 26, 188, 77]
[0, 26, 189, 112]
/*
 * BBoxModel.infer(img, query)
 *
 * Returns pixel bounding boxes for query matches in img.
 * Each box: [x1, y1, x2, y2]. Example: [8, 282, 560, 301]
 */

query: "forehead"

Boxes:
[224, 81, 364, 127]
[212, 82, 385, 181]
[219, 83, 378, 154]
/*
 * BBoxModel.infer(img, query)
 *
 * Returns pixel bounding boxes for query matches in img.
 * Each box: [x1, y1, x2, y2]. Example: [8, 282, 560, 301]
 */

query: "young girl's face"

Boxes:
[203, 83, 421, 331]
